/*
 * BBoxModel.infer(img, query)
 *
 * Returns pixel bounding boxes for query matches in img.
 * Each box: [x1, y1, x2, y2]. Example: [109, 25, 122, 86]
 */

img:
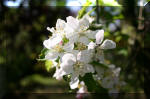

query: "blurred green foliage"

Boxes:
[0, 0, 70, 98]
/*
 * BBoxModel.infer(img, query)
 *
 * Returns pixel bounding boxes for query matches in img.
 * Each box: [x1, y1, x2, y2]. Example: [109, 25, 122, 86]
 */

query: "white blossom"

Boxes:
[41, 14, 123, 93]
[43, 34, 62, 49]
[43, 33, 74, 61]
[60, 50, 95, 89]
[95, 30, 116, 49]
[94, 29, 116, 63]
[77, 81, 88, 93]
[47, 19, 66, 37]
[98, 64, 122, 92]
[65, 15, 96, 45]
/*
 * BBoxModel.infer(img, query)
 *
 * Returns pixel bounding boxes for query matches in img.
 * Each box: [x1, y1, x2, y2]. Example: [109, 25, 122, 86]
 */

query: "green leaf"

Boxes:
[55, 56, 60, 63]
[45, 60, 53, 72]
[82, 73, 110, 98]
[99, 0, 121, 6]
[90, 61, 108, 69]
[37, 48, 49, 61]
[56, 1, 66, 6]
[118, 49, 128, 57]
[113, 14, 124, 20]
[62, 36, 69, 45]
[87, 7, 96, 15]
[115, 36, 122, 42]
[104, 31, 110, 37]
[77, 0, 92, 19]
[89, 38, 95, 42]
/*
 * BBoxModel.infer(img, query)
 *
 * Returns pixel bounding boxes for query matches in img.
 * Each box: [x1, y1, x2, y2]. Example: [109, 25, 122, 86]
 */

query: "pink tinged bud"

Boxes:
[59, 41, 63, 45]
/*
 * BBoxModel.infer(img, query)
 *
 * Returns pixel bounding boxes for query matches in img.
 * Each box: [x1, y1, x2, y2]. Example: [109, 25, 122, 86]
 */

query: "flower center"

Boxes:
[73, 61, 84, 71]
[75, 42, 87, 50]
[54, 45, 64, 52]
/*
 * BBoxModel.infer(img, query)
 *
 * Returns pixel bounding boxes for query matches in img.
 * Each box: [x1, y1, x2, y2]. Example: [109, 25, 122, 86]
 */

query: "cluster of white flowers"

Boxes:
[42, 14, 123, 92]
[94, 64, 125, 93]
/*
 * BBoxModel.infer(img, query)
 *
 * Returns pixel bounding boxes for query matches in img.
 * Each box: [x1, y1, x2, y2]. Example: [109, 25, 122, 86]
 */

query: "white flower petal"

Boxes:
[63, 42, 74, 52]
[60, 62, 73, 74]
[109, 64, 121, 77]
[43, 39, 51, 49]
[77, 87, 85, 93]
[96, 30, 104, 44]
[79, 16, 90, 30]
[45, 52, 58, 60]
[85, 64, 95, 73]
[86, 30, 97, 39]
[100, 39, 116, 49]
[47, 27, 55, 33]
[53, 68, 65, 80]
[65, 24, 74, 34]
[113, 67, 121, 77]
[95, 50, 105, 63]
[62, 53, 76, 65]
[66, 16, 79, 30]
[43, 34, 62, 49]
[69, 74, 79, 89]
[88, 41, 96, 50]
[77, 50, 92, 63]
[56, 19, 66, 30]
[83, 14, 94, 24]
[65, 30, 78, 43]
[79, 36, 90, 45]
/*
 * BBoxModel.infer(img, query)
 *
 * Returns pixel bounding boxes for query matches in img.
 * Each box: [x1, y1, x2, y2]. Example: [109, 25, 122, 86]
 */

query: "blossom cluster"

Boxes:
[42, 14, 123, 92]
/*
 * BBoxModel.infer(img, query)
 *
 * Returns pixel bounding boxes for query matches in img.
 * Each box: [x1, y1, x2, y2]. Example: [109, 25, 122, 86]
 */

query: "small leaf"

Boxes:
[113, 14, 124, 20]
[77, 0, 92, 19]
[87, 7, 96, 15]
[99, 0, 121, 6]
[62, 36, 69, 45]
[45, 60, 53, 72]
[38, 48, 49, 60]
[55, 56, 60, 63]
[118, 49, 128, 56]
[115, 36, 122, 42]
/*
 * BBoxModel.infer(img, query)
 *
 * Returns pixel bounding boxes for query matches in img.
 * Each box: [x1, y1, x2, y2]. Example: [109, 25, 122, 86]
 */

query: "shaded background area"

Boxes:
[0, 0, 150, 99]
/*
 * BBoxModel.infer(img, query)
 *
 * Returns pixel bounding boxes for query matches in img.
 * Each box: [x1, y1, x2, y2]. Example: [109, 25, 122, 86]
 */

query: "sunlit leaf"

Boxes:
[99, 0, 121, 6]
[115, 36, 122, 42]
[113, 14, 124, 20]
[77, 0, 92, 19]
[118, 49, 128, 56]
[62, 36, 69, 45]
[45, 60, 53, 72]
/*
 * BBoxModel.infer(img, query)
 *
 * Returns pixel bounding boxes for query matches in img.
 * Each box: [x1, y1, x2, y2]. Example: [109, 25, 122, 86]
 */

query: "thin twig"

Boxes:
[138, 0, 144, 30]
[96, 0, 99, 24]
